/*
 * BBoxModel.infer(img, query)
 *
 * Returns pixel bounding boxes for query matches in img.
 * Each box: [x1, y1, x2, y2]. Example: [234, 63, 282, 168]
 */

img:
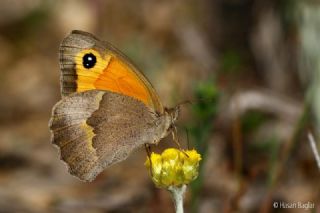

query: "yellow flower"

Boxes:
[145, 148, 202, 188]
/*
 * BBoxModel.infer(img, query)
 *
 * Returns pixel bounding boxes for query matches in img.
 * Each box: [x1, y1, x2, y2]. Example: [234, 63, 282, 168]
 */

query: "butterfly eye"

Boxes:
[82, 53, 97, 69]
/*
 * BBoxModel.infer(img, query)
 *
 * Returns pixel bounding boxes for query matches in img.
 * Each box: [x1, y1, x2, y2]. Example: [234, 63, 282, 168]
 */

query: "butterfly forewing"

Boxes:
[59, 30, 163, 113]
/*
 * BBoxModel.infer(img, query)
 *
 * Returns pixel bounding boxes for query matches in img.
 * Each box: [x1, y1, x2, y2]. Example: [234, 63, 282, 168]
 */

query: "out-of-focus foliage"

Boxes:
[188, 81, 219, 212]
[241, 111, 269, 133]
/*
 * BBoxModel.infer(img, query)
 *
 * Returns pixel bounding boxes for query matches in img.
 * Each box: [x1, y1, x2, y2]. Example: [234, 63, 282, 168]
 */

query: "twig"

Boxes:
[307, 132, 320, 170]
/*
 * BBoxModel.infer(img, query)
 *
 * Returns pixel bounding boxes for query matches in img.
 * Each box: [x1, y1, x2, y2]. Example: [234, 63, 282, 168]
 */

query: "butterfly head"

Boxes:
[164, 105, 180, 127]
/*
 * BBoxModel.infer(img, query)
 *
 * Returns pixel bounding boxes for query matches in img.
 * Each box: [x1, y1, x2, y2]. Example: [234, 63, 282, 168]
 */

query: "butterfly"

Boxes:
[49, 30, 179, 182]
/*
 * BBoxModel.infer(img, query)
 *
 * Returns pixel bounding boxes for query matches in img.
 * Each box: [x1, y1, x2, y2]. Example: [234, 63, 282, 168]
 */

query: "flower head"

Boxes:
[145, 148, 201, 188]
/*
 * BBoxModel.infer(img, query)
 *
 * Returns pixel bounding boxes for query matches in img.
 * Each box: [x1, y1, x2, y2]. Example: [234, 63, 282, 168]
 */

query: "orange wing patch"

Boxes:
[75, 49, 111, 91]
[94, 57, 153, 107]
[75, 49, 155, 109]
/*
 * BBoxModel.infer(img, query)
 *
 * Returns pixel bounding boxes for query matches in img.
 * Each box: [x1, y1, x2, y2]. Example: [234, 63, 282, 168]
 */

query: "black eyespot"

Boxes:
[82, 53, 97, 69]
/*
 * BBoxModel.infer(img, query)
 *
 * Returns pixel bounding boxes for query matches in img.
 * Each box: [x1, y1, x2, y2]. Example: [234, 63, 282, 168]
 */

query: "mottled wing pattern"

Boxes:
[49, 90, 104, 181]
[49, 90, 169, 182]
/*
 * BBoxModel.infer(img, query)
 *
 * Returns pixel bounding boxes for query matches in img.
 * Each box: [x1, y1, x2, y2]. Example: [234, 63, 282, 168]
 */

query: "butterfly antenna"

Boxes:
[177, 100, 193, 108]
[177, 97, 217, 108]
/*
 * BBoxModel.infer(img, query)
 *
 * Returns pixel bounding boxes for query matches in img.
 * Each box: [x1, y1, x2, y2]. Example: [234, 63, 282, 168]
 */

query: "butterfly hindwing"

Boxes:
[49, 90, 103, 181]
[49, 90, 170, 181]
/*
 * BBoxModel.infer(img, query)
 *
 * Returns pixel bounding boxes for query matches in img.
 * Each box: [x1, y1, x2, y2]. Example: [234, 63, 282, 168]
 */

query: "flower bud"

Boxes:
[145, 148, 201, 188]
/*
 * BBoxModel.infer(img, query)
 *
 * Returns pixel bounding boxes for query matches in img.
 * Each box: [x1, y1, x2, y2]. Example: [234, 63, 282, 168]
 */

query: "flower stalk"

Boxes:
[168, 185, 187, 213]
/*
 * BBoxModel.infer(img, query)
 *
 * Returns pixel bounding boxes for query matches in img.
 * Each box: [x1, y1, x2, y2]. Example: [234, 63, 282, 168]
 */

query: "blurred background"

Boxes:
[0, 0, 319, 212]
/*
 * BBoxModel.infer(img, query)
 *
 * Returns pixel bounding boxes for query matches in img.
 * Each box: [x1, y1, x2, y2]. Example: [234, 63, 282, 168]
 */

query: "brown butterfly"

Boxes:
[49, 30, 179, 181]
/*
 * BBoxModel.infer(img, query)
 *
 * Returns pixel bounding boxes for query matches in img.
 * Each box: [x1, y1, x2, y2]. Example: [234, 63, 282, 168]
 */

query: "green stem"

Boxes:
[168, 185, 187, 213]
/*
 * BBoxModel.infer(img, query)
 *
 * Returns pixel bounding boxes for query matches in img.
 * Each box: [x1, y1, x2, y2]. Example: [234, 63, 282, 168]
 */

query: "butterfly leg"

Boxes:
[145, 144, 153, 177]
[172, 126, 189, 158]
[185, 127, 190, 150]
[172, 125, 181, 149]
